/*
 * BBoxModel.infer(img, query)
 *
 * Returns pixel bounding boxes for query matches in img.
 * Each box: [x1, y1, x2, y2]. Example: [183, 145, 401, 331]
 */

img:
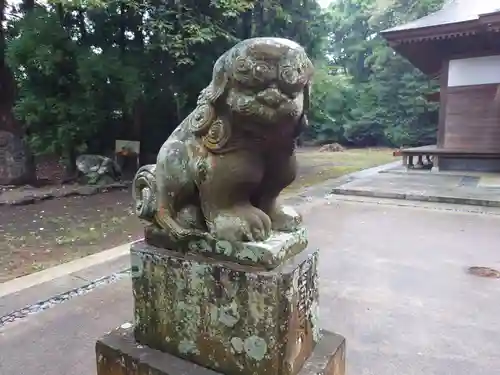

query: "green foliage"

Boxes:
[3, 0, 327, 159]
[306, 0, 444, 147]
[6, 7, 142, 160]
[307, 62, 354, 143]
[1, 0, 445, 162]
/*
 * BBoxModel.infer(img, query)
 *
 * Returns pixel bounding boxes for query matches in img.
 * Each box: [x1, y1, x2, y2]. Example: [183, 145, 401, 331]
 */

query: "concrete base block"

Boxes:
[96, 325, 346, 375]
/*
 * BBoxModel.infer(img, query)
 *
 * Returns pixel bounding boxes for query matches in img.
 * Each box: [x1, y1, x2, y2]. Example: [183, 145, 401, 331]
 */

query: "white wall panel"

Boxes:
[448, 55, 500, 87]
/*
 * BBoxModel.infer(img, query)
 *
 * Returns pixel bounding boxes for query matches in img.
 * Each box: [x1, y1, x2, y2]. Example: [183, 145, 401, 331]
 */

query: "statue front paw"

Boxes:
[269, 204, 302, 232]
[209, 205, 272, 242]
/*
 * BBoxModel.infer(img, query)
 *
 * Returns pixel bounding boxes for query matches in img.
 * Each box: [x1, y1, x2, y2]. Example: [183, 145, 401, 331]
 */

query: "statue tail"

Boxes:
[132, 164, 157, 222]
[133, 164, 208, 242]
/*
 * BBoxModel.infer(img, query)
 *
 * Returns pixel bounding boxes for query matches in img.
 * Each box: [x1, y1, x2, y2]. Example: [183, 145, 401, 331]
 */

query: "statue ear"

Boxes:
[294, 113, 308, 138]
[193, 52, 229, 136]
[192, 52, 233, 153]
[303, 82, 310, 114]
[203, 52, 229, 104]
[294, 83, 311, 138]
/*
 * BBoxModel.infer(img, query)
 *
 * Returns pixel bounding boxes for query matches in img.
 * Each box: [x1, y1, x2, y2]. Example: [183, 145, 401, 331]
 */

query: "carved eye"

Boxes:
[233, 55, 255, 84]
[234, 56, 253, 73]
[280, 65, 300, 86]
[279, 49, 312, 88]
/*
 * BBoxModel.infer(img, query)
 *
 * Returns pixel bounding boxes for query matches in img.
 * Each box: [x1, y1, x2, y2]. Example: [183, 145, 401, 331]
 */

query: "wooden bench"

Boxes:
[397, 145, 500, 171]
[396, 146, 435, 170]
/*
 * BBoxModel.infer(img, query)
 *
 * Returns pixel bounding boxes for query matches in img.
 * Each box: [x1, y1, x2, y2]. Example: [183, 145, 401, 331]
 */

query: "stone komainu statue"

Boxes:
[133, 37, 314, 245]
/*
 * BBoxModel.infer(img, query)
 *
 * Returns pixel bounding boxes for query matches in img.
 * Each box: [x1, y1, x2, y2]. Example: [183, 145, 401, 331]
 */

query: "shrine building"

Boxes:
[381, 0, 500, 172]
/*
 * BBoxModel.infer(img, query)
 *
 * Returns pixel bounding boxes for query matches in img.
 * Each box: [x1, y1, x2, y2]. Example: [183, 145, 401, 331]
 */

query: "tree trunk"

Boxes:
[21, 0, 34, 12]
[0, 0, 17, 133]
[131, 9, 145, 164]
[0, 0, 36, 185]
[241, 10, 253, 39]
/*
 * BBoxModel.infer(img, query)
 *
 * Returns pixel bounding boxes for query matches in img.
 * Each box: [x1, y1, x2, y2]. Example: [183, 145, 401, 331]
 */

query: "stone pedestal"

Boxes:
[143, 226, 308, 270]
[96, 230, 346, 375]
[131, 237, 319, 375]
[96, 326, 345, 375]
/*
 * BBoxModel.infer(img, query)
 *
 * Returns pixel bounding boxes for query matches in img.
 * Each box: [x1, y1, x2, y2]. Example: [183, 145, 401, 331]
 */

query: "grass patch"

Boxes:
[284, 147, 397, 193]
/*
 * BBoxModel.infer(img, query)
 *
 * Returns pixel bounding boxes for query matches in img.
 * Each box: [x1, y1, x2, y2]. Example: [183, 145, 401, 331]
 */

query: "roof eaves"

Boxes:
[478, 9, 500, 31]
[381, 1, 500, 36]
[381, 20, 479, 44]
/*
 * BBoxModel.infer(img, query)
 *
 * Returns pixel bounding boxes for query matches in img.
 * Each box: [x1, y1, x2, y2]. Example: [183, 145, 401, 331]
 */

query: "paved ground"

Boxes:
[333, 167, 500, 207]
[1, 191, 500, 375]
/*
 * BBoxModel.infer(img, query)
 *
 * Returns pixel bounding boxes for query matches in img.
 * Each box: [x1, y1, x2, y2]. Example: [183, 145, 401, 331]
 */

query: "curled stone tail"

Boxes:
[132, 164, 157, 222]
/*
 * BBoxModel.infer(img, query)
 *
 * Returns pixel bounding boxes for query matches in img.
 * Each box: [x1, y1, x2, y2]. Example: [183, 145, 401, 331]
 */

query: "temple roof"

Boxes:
[382, 0, 500, 34]
[379, 0, 500, 76]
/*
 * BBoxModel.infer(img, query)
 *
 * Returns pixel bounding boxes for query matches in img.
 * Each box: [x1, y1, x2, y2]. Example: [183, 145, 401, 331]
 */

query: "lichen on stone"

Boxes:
[130, 252, 144, 278]
[131, 240, 319, 375]
[188, 239, 211, 253]
[215, 240, 233, 256]
[231, 337, 244, 353]
[179, 339, 200, 355]
[145, 226, 308, 270]
[244, 336, 268, 361]
[218, 301, 240, 327]
[310, 300, 321, 343]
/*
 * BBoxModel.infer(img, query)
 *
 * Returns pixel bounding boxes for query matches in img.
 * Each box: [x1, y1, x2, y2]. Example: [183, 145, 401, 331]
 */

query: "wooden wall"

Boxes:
[443, 83, 500, 152]
[436, 60, 449, 147]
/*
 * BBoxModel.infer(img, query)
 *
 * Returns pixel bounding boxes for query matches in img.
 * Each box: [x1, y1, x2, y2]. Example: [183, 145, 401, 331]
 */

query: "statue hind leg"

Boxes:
[153, 167, 208, 244]
[151, 142, 210, 247]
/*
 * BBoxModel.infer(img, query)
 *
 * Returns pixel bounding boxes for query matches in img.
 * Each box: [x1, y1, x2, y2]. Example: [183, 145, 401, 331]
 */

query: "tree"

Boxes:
[7, 5, 143, 174]
[307, 61, 354, 143]
[1, 0, 446, 175]
[309, 0, 444, 147]
[0, 0, 36, 184]
[4, 0, 329, 169]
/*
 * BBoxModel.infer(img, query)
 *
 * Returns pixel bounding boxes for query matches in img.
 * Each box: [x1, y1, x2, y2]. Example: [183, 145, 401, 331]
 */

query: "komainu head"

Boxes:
[191, 38, 314, 152]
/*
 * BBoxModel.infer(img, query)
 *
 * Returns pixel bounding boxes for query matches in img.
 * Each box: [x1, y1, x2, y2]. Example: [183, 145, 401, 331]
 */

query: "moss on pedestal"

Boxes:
[144, 226, 308, 270]
[131, 236, 320, 375]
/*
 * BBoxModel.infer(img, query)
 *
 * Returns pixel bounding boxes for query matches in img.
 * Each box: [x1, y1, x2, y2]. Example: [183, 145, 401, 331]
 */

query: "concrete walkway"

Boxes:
[333, 167, 500, 207]
[1, 185, 500, 374]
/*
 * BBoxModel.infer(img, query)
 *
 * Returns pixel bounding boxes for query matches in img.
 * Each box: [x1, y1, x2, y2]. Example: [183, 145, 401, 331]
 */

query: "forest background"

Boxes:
[0, 0, 445, 172]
